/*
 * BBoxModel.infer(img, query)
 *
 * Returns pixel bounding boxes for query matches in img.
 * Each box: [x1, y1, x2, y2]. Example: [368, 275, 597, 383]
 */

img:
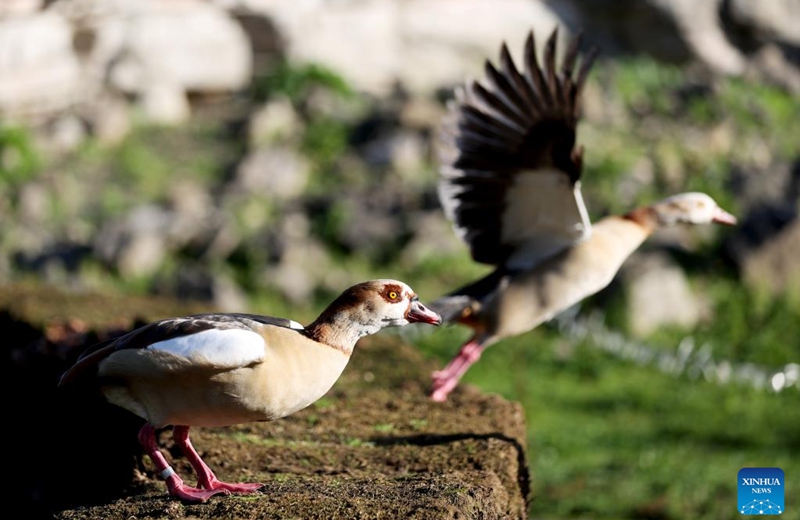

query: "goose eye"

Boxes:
[388, 291, 399, 300]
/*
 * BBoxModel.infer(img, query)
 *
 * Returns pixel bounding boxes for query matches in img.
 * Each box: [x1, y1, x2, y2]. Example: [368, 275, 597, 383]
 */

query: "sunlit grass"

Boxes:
[413, 314, 799, 519]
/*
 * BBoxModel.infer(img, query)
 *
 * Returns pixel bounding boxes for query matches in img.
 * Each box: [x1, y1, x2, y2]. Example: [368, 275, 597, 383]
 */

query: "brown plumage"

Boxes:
[59, 279, 441, 502]
[429, 28, 736, 402]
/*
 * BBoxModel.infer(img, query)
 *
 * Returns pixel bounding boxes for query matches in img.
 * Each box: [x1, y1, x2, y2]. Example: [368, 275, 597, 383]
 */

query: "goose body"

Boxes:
[487, 216, 650, 340]
[95, 318, 353, 428]
[429, 28, 737, 402]
[60, 279, 441, 502]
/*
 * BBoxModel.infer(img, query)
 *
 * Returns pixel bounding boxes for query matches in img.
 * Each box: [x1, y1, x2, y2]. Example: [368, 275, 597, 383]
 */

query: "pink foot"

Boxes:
[430, 378, 459, 402]
[430, 339, 485, 401]
[166, 475, 232, 503]
[137, 424, 257, 503]
[204, 479, 264, 494]
[171, 425, 263, 496]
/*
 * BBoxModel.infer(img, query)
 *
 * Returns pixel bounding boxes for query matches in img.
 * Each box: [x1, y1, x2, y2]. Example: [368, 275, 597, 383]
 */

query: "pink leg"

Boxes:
[430, 339, 485, 402]
[173, 425, 264, 494]
[137, 424, 229, 502]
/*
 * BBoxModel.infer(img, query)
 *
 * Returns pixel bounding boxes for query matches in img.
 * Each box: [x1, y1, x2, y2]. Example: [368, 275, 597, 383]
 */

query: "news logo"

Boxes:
[738, 467, 784, 515]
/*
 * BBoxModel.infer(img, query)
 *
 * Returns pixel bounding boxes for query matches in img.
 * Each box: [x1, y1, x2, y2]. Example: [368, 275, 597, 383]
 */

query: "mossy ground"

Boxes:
[3, 282, 528, 520]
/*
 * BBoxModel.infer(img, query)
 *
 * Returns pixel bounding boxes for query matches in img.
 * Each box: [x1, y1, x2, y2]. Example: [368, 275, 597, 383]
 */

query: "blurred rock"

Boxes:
[727, 0, 800, 46]
[399, 211, 467, 266]
[167, 181, 236, 259]
[0, 10, 82, 120]
[259, 210, 340, 304]
[399, 96, 446, 130]
[85, 93, 131, 145]
[13, 241, 93, 285]
[93, 205, 172, 277]
[233, 0, 561, 95]
[153, 265, 249, 311]
[617, 157, 655, 205]
[263, 239, 330, 305]
[389, 130, 428, 181]
[47, 114, 88, 154]
[730, 160, 799, 213]
[0, 0, 43, 17]
[248, 96, 301, 147]
[654, 141, 686, 191]
[548, 0, 711, 63]
[334, 190, 403, 257]
[362, 130, 428, 181]
[746, 44, 800, 94]
[551, 0, 800, 90]
[138, 82, 191, 125]
[105, 0, 252, 96]
[210, 272, 250, 312]
[17, 182, 50, 226]
[622, 251, 704, 337]
[741, 218, 800, 298]
[233, 146, 311, 199]
[660, 0, 746, 75]
[102, 229, 167, 278]
[399, 0, 563, 94]
[226, 8, 285, 68]
[725, 159, 799, 298]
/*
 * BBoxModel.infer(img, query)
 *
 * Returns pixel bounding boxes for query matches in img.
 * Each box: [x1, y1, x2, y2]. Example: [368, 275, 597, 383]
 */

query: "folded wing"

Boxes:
[58, 314, 304, 386]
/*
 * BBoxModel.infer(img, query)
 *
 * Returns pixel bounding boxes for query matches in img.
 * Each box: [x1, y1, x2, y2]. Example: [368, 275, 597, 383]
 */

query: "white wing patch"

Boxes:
[502, 170, 592, 270]
[288, 319, 304, 330]
[148, 328, 265, 369]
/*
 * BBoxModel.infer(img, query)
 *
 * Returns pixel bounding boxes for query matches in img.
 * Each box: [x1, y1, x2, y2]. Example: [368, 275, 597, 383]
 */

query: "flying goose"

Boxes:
[428, 28, 737, 402]
[59, 279, 441, 502]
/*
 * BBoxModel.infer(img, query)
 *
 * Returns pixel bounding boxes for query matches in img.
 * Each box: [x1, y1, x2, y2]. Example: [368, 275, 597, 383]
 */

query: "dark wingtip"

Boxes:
[546, 25, 559, 52]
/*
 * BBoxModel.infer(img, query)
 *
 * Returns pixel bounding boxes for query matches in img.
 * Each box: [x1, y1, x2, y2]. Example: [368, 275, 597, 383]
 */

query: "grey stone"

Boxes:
[233, 147, 311, 199]
[400, 211, 467, 266]
[0, 10, 82, 120]
[261, 237, 336, 305]
[622, 252, 704, 337]
[222, 0, 562, 95]
[105, 0, 252, 96]
[93, 205, 173, 277]
[86, 93, 131, 144]
[728, 0, 800, 46]
[248, 96, 302, 148]
[47, 114, 88, 153]
[0, 0, 43, 17]
[138, 82, 191, 125]
[742, 218, 800, 298]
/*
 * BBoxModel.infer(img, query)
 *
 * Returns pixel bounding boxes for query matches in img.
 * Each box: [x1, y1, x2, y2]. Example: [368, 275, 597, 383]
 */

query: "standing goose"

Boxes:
[59, 279, 441, 502]
[429, 28, 737, 402]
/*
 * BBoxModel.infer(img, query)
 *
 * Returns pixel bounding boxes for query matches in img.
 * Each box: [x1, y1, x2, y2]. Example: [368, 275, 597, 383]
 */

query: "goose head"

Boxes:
[650, 192, 737, 227]
[307, 279, 442, 351]
[356, 279, 442, 328]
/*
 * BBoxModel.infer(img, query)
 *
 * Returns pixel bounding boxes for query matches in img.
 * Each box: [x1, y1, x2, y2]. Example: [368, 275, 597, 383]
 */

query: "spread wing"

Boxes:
[58, 313, 303, 386]
[438, 27, 597, 269]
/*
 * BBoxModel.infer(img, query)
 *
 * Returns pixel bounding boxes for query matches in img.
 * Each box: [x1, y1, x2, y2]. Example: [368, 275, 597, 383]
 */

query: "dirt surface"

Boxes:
[3, 282, 529, 519]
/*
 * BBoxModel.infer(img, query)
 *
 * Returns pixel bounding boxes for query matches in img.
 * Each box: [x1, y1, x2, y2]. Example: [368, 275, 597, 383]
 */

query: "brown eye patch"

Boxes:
[381, 284, 404, 303]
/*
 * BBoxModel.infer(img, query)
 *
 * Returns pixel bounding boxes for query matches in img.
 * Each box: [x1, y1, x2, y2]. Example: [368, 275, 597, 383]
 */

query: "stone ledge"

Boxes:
[2, 282, 529, 519]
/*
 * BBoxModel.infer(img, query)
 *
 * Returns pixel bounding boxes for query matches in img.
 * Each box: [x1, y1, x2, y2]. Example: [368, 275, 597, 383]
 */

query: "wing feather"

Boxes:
[438, 26, 597, 267]
[58, 313, 302, 386]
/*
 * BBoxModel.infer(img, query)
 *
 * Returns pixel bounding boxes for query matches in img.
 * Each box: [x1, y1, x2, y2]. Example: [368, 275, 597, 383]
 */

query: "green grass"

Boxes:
[412, 261, 799, 520]
[0, 124, 40, 188]
[414, 308, 799, 519]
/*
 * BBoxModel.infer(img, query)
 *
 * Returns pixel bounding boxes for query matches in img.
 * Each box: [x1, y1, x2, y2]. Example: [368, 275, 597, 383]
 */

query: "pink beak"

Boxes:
[712, 206, 738, 226]
[407, 299, 442, 325]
